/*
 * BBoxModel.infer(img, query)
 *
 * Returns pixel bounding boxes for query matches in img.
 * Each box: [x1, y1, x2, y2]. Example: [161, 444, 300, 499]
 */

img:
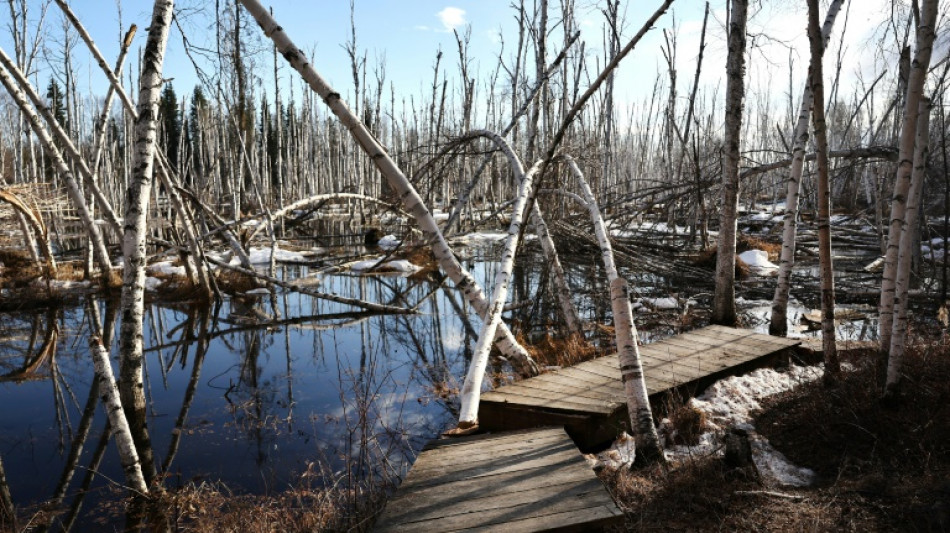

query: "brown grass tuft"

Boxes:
[521, 332, 605, 368]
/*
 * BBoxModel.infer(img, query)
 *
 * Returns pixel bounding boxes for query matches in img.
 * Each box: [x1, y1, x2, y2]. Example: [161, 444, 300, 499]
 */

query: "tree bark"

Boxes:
[564, 155, 663, 463]
[770, 0, 845, 336]
[117, 0, 175, 486]
[879, 0, 938, 358]
[807, 0, 840, 380]
[885, 97, 932, 398]
[712, 0, 748, 326]
[457, 159, 539, 427]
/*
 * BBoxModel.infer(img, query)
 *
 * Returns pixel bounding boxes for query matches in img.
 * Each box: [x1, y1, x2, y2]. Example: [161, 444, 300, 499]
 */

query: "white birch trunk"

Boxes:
[0, 189, 57, 276]
[770, 0, 845, 337]
[879, 0, 938, 355]
[0, 56, 114, 274]
[886, 97, 932, 396]
[712, 0, 748, 327]
[0, 47, 123, 236]
[117, 0, 175, 485]
[565, 155, 663, 462]
[89, 337, 148, 494]
[237, 0, 538, 375]
[458, 159, 538, 427]
[807, 0, 840, 379]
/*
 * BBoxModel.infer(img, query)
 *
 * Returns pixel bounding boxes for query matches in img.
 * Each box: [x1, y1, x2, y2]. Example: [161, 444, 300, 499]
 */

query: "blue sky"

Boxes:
[1, 1, 932, 121]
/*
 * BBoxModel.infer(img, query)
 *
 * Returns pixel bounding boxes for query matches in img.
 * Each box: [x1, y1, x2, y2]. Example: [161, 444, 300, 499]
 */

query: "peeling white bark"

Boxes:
[886, 97, 932, 396]
[879, 0, 938, 355]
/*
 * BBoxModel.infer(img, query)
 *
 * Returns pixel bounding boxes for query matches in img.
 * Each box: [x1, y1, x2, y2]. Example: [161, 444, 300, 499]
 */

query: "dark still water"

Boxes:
[0, 251, 518, 530]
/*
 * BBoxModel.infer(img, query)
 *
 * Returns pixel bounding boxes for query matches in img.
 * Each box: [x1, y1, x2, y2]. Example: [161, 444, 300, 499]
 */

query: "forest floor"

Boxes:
[601, 327, 950, 532]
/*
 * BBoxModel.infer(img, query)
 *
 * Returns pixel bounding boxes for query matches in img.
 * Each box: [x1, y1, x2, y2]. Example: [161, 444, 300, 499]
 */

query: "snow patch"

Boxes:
[350, 257, 421, 275]
[642, 297, 680, 310]
[144, 277, 163, 292]
[585, 432, 637, 470]
[147, 260, 186, 277]
[738, 249, 779, 275]
[378, 234, 400, 250]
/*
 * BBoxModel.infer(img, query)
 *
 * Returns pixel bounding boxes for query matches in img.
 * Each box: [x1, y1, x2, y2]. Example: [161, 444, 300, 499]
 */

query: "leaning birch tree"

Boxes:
[564, 155, 663, 463]
[236, 0, 540, 375]
[769, 0, 845, 337]
[711, 0, 748, 326]
[117, 0, 175, 485]
[878, 0, 938, 358]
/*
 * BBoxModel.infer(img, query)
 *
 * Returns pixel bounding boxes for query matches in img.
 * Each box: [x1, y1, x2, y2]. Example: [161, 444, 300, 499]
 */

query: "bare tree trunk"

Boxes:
[0, 52, 114, 275]
[457, 158, 538, 429]
[879, 0, 938, 357]
[807, 0, 840, 381]
[564, 155, 663, 463]
[89, 337, 148, 494]
[770, 0, 845, 336]
[712, 0, 748, 326]
[237, 0, 540, 375]
[886, 97, 932, 398]
[117, 0, 175, 486]
[0, 453, 14, 531]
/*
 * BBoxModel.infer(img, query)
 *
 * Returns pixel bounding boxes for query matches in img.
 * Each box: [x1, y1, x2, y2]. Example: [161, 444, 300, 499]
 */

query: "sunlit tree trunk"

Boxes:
[564, 155, 663, 463]
[886, 97, 932, 397]
[770, 0, 845, 337]
[879, 0, 938, 358]
[712, 0, 747, 326]
[458, 159, 538, 429]
[807, 0, 840, 381]
[117, 0, 175, 486]
[89, 337, 148, 494]
[237, 0, 540, 375]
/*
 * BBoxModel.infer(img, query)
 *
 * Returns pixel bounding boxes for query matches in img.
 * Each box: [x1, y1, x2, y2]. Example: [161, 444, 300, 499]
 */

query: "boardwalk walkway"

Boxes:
[374, 326, 800, 532]
[373, 427, 623, 532]
[481, 325, 799, 449]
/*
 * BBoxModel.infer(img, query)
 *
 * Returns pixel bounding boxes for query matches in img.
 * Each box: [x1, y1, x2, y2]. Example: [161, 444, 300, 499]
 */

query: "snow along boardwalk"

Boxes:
[480, 325, 801, 450]
[373, 427, 623, 533]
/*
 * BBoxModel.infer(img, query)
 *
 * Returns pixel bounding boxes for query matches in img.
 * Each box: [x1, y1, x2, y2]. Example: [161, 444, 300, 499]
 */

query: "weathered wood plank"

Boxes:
[374, 427, 622, 533]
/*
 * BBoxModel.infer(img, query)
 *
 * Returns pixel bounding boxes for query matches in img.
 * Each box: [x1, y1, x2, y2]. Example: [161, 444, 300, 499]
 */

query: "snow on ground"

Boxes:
[144, 276, 163, 292]
[738, 249, 779, 275]
[349, 257, 421, 275]
[245, 246, 308, 264]
[147, 260, 186, 277]
[641, 297, 680, 310]
[588, 363, 828, 487]
[35, 279, 93, 291]
[378, 234, 400, 250]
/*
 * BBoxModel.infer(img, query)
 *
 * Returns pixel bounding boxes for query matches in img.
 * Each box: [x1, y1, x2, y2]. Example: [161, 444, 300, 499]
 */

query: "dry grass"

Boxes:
[215, 269, 264, 294]
[601, 332, 950, 532]
[521, 332, 606, 368]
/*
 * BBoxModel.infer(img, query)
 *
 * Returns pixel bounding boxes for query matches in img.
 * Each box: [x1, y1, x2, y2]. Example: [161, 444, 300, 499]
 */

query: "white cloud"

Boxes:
[437, 7, 467, 32]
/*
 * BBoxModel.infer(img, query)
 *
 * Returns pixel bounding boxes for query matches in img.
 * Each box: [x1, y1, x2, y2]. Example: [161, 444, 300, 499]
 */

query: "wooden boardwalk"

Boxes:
[480, 325, 800, 449]
[374, 427, 623, 532]
[373, 326, 800, 532]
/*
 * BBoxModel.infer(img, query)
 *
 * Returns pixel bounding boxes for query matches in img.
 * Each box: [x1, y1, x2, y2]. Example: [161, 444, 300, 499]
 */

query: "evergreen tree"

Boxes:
[188, 85, 209, 178]
[158, 83, 181, 168]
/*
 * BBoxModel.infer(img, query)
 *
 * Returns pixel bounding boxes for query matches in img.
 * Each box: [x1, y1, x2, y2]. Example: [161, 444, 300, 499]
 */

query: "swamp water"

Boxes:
[0, 234, 881, 530]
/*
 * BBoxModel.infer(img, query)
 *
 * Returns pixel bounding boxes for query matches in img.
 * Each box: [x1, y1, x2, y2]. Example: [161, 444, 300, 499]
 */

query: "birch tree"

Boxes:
[564, 155, 663, 463]
[117, 0, 175, 485]
[886, 97, 932, 398]
[236, 0, 540, 375]
[770, 0, 845, 337]
[879, 0, 938, 357]
[711, 0, 747, 326]
[807, 0, 840, 380]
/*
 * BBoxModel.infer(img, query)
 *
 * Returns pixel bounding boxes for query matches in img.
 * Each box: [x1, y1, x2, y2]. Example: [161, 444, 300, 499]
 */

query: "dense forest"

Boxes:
[0, 0, 948, 530]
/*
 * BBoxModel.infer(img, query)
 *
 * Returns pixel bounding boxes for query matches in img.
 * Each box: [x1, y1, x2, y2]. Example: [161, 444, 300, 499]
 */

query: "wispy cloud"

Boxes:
[437, 7, 467, 32]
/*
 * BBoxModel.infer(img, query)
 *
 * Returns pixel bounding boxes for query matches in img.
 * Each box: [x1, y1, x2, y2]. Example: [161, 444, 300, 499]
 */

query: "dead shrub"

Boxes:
[669, 403, 707, 446]
[521, 332, 604, 368]
[215, 269, 263, 294]
[694, 247, 751, 279]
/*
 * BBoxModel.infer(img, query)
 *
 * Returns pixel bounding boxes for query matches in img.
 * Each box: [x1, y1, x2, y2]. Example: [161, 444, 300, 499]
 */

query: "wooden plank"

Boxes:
[379, 478, 608, 526]
[379, 486, 617, 532]
[506, 376, 625, 403]
[480, 387, 615, 414]
[375, 428, 622, 533]
[398, 444, 581, 491]
[422, 427, 564, 452]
